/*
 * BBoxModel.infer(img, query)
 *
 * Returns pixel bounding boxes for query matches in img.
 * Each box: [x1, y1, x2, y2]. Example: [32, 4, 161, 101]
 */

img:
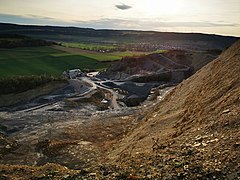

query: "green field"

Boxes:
[0, 44, 162, 77]
[62, 42, 117, 51]
[68, 51, 147, 61]
[57, 42, 150, 61]
[0, 46, 115, 77]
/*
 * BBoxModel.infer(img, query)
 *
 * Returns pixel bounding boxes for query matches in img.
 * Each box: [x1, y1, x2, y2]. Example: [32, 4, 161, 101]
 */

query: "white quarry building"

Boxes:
[63, 69, 83, 79]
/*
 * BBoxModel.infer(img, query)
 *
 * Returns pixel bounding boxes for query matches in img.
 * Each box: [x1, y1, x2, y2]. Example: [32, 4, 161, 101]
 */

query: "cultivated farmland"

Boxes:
[0, 46, 115, 77]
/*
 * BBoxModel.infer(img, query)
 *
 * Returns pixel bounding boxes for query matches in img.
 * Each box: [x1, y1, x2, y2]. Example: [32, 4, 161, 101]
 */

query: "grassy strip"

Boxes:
[62, 42, 116, 51]
[75, 53, 120, 61]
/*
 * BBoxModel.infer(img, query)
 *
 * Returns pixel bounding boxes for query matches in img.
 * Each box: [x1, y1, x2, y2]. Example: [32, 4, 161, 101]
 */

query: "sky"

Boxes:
[0, 0, 239, 36]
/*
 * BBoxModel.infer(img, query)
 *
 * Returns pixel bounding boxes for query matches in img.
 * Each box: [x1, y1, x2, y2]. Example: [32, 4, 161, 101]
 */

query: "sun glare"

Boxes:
[138, 0, 182, 16]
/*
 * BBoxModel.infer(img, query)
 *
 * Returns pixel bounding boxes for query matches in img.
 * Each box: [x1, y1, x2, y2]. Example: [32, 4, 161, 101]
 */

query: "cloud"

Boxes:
[165, 21, 238, 27]
[0, 13, 239, 34]
[115, 3, 132, 10]
[73, 18, 239, 30]
[26, 14, 56, 20]
[0, 13, 69, 26]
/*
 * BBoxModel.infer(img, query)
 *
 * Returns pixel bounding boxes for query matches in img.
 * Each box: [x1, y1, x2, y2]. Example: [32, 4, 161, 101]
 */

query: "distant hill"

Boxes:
[0, 23, 238, 50]
[109, 40, 240, 178]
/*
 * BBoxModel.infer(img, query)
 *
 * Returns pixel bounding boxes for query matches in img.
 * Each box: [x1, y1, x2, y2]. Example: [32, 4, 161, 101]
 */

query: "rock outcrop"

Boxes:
[98, 53, 192, 83]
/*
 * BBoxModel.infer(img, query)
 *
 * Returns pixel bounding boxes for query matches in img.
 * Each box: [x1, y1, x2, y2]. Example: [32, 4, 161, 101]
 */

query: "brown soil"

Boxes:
[107, 40, 240, 179]
[0, 110, 144, 179]
[0, 41, 239, 179]
[0, 163, 79, 179]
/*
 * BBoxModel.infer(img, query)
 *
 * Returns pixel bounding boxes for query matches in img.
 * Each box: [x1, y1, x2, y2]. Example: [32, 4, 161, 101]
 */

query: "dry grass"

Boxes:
[0, 41, 239, 179]
[107, 40, 240, 178]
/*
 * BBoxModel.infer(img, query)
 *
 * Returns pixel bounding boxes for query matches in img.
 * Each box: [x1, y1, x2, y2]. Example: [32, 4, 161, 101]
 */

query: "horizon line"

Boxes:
[1, 22, 239, 38]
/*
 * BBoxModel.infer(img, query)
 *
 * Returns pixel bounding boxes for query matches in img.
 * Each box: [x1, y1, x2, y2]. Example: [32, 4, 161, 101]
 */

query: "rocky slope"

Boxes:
[98, 49, 221, 84]
[163, 49, 221, 72]
[108, 40, 240, 179]
[0, 41, 239, 179]
[98, 53, 192, 83]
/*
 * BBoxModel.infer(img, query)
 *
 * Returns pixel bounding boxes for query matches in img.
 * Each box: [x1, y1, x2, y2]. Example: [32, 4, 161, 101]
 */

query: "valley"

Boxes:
[0, 23, 239, 179]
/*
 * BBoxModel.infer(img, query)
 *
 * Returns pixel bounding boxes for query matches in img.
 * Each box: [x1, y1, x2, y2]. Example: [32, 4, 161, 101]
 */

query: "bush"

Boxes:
[0, 34, 56, 48]
[0, 75, 66, 95]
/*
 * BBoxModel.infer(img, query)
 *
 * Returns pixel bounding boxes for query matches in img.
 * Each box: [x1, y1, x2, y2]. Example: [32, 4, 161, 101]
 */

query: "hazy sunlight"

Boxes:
[138, 0, 182, 16]
[0, 0, 239, 36]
